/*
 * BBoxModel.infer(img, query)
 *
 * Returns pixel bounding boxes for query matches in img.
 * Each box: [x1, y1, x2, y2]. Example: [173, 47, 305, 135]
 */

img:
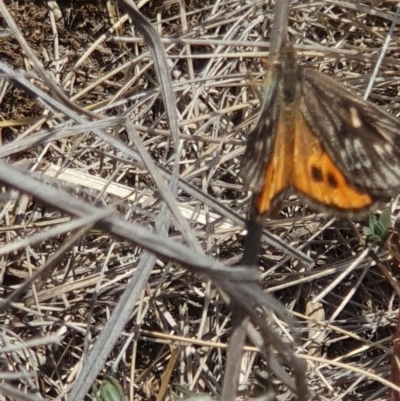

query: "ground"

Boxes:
[1, 1, 400, 400]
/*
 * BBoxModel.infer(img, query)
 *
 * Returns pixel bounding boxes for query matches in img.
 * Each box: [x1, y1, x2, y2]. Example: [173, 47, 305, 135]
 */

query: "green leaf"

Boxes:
[362, 227, 373, 237]
[364, 210, 392, 245]
[94, 377, 125, 401]
[379, 209, 391, 230]
[369, 215, 378, 233]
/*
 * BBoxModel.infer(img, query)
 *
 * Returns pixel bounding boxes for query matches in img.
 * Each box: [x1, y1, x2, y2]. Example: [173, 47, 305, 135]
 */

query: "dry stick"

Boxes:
[393, 310, 400, 401]
[0, 161, 255, 281]
[356, 59, 400, 401]
[66, 0, 180, 397]
[0, 159, 255, 401]
[220, 281, 307, 399]
[268, 0, 290, 62]
[0, 383, 44, 401]
[220, 210, 265, 401]
[118, 0, 180, 151]
[126, 119, 202, 252]
[0, 0, 99, 122]
[362, 2, 400, 101]
[370, 249, 400, 401]
[0, 216, 107, 313]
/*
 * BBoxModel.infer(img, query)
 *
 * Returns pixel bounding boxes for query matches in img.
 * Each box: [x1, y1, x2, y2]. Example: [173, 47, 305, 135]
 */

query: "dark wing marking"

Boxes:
[300, 68, 400, 198]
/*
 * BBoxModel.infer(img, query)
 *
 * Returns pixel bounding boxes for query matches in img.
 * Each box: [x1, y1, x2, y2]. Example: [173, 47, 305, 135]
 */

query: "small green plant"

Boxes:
[93, 376, 126, 401]
[363, 209, 391, 245]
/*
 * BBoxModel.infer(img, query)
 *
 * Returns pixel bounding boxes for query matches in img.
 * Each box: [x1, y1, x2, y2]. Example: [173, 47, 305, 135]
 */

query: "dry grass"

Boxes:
[1, 0, 400, 400]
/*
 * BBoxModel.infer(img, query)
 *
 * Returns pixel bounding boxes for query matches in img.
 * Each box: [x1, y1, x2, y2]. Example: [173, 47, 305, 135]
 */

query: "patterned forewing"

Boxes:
[301, 69, 400, 198]
[291, 112, 373, 213]
[255, 107, 294, 214]
[240, 72, 280, 193]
